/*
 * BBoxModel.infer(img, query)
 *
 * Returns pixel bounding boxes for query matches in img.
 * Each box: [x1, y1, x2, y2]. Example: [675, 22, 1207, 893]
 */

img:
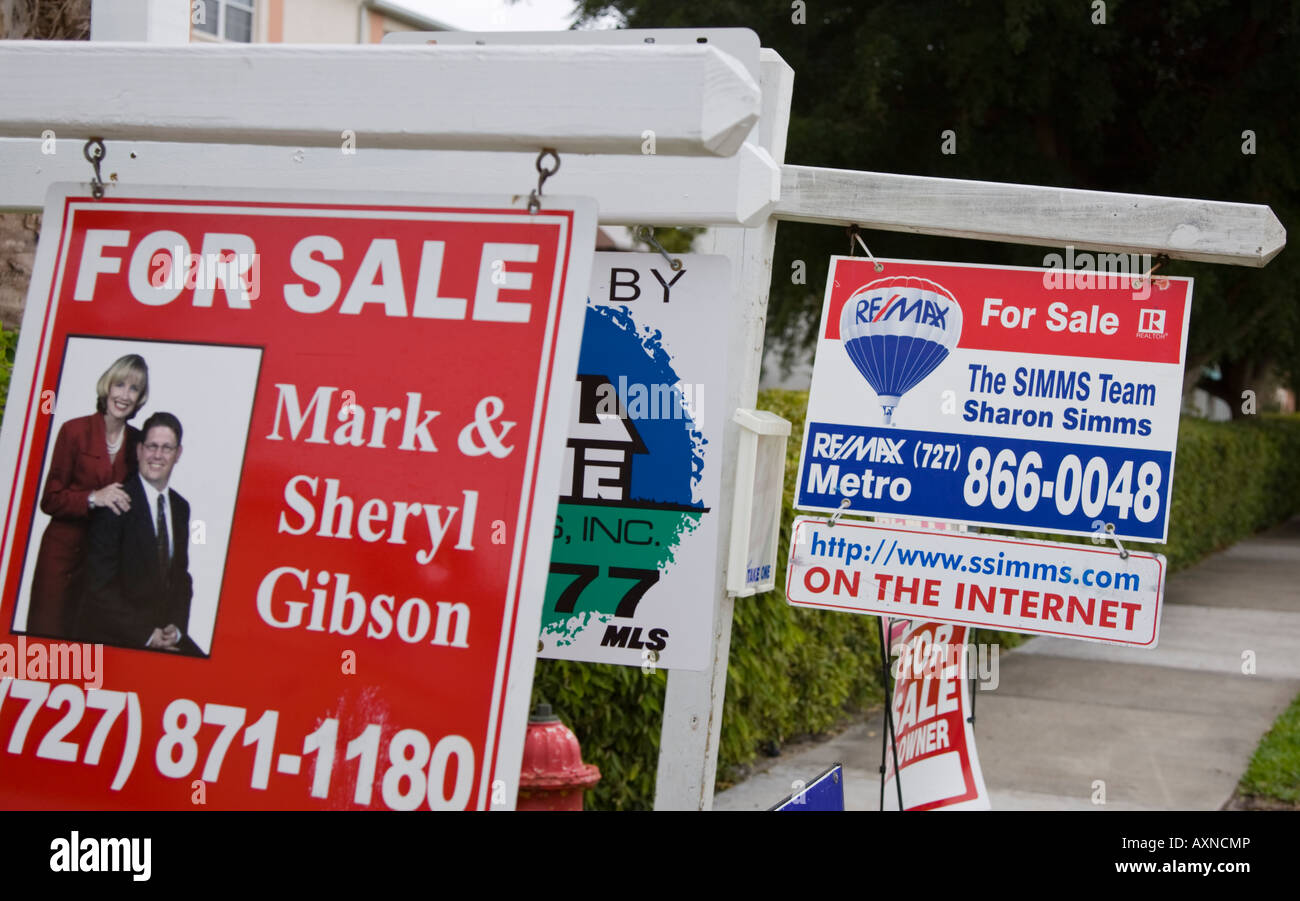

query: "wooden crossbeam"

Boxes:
[0, 41, 760, 157]
[777, 165, 1286, 267]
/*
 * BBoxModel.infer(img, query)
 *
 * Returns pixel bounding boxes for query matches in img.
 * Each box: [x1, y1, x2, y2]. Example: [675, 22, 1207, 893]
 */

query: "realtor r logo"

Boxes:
[1137, 308, 1166, 337]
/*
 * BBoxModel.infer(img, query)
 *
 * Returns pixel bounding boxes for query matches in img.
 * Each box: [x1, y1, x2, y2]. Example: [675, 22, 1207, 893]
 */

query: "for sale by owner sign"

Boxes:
[0, 185, 595, 809]
[882, 620, 988, 810]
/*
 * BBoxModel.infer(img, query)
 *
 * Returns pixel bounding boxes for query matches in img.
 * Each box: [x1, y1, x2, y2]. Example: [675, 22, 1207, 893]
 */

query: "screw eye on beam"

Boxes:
[0, 41, 760, 157]
[777, 165, 1286, 267]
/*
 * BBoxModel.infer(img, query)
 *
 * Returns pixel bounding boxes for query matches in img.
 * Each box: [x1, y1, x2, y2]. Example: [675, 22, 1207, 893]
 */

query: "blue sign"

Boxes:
[771, 764, 845, 812]
[796, 258, 1194, 543]
[798, 422, 1171, 540]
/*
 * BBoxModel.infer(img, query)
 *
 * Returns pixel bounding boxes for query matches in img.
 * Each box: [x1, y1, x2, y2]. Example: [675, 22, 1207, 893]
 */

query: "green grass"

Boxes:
[1237, 691, 1300, 804]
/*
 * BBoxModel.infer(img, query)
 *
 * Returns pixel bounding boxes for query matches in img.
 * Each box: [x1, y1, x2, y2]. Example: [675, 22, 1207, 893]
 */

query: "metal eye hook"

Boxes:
[1105, 522, 1129, 559]
[846, 224, 883, 271]
[528, 148, 561, 214]
[634, 226, 683, 271]
[83, 137, 106, 200]
[1131, 254, 1171, 290]
[829, 498, 852, 527]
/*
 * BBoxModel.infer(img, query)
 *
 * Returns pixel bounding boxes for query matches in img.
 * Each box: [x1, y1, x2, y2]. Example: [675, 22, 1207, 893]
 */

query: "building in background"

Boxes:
[190, 0, 451, 44]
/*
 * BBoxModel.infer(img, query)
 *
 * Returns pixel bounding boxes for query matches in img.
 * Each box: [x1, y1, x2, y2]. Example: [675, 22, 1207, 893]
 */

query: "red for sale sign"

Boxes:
[883, 621, 989, 810]
[0, 185, 595, 809]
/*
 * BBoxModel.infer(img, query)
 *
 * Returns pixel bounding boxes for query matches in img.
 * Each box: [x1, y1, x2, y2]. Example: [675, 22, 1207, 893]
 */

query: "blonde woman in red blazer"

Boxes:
[27, 354, 150, 638]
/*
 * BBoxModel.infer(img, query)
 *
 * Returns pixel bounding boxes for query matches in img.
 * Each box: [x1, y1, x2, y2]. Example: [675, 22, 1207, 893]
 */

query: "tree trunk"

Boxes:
[1198, 356, 1265, 420]
[0, 0, 90, 40]
[0, 0, 91, 329]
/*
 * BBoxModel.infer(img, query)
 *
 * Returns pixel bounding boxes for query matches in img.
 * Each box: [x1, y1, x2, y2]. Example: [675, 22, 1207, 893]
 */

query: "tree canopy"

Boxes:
[574, 0, 1300, 410]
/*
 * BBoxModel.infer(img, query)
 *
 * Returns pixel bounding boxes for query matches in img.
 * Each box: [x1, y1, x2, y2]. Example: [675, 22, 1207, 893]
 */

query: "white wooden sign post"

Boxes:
[0, 9, 1284, 811]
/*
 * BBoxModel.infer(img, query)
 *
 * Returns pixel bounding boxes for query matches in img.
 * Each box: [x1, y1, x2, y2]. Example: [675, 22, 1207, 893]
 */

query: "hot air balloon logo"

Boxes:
[839, 276, 963, 425]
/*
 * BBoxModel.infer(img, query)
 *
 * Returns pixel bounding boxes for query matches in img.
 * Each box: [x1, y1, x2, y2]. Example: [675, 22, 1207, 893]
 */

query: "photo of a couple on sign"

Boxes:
[11, 338, 261, 656]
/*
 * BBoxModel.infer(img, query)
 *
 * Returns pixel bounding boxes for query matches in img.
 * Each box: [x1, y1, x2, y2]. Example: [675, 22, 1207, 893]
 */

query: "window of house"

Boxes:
[193, 0, 255, 43]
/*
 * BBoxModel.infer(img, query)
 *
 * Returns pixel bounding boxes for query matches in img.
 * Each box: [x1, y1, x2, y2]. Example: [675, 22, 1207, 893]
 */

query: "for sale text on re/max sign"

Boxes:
[795, 257, 1193, 542]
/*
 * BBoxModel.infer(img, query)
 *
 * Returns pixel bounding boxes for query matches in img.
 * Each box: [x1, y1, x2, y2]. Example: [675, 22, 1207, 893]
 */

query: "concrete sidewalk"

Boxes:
[714, 517, 1300, 811]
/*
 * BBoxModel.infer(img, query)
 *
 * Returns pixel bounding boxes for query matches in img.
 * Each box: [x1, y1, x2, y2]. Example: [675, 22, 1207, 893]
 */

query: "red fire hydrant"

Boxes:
[517, 703, 601, 810]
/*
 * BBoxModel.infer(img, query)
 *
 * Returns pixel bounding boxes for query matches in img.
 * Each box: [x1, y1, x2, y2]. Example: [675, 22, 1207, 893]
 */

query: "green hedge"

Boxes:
[1151, 414, 1300, 570]
[533, 392, 1300, 810]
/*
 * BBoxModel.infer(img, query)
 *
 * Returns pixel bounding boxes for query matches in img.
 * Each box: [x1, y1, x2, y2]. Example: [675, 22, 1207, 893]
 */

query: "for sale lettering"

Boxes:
[74, 229, 540, 321]
[887, 626, 958, 775]
[879, 621, 989, 810]
[981, 297, 1120, 335]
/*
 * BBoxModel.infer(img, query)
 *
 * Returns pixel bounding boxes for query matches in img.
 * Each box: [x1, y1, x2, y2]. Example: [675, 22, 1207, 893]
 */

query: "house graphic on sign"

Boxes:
[560, 374, 648, 502]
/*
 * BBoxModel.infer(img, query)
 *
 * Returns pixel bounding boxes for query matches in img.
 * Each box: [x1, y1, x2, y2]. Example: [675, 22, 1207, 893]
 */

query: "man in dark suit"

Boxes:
[79, 412, 201, 655]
